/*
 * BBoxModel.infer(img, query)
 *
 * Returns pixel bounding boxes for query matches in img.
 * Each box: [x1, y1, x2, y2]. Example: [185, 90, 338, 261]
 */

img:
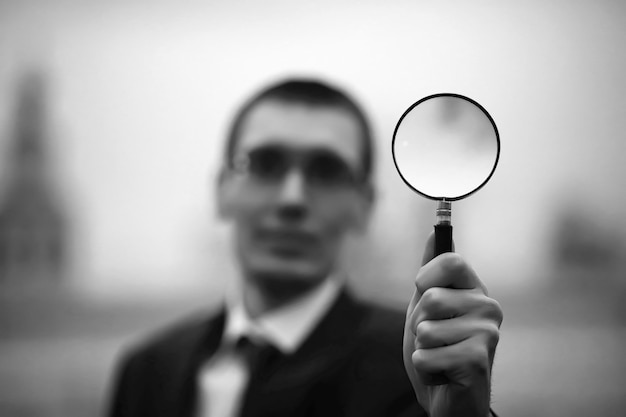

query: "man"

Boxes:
[108, 78, 502, 417]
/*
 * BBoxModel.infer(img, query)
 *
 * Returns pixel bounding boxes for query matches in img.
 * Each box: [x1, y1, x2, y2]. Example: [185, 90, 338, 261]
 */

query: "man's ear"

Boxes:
[351, 183, 375, 233]
[216, 168, 233, 220]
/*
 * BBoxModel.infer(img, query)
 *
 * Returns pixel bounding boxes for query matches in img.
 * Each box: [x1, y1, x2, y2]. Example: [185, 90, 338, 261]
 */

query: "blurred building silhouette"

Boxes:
[0, 72, 67, 285]
[551, 203, 625, 290]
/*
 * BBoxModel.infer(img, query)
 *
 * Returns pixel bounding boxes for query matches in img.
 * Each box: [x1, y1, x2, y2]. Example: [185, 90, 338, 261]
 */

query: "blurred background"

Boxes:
[0, 0, 625, 416]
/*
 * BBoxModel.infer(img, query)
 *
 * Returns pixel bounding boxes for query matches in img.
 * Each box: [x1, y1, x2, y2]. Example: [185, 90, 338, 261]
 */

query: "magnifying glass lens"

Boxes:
[392, 94, 500, 257]
[392, 95, 499, 201]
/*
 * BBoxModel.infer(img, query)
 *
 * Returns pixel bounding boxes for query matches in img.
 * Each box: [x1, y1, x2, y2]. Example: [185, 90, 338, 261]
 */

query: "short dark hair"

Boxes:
[224, 78, 374, 182]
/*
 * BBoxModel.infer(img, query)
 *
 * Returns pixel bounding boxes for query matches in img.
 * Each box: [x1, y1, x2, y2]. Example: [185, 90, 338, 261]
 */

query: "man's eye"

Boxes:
[249, 149, 287, 179]
[308, 155, 353, 185]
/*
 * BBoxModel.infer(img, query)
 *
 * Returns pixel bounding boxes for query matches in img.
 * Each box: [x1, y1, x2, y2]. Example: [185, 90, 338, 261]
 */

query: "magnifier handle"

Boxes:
[434, 224, 453, 256]
[429, 223, 454, 386]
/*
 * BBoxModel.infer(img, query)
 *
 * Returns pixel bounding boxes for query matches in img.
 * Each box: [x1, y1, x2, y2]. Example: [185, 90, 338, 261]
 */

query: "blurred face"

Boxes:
[218, 99, 372, 290]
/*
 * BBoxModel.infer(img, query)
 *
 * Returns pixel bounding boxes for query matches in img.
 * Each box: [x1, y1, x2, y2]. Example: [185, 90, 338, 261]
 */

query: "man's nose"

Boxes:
[276, 169, 308, 219]
[277, 169, 307, 204]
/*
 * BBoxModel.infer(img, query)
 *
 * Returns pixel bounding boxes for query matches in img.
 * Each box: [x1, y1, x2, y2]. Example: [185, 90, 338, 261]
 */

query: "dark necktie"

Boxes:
[236, 336, 281, 383]
[234, 337, 283, 417]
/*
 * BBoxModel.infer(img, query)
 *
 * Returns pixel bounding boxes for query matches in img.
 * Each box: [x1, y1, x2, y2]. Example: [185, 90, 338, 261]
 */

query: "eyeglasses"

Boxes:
[231, 145, 364, 189]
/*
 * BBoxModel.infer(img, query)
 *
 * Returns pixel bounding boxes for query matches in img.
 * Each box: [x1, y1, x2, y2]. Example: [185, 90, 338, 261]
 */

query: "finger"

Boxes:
[411, 337, 492, 387]
[414, 317, 500, 349]
[408, 288, 491, 334]
[411, 231, 455, 324]
[416, 252, 487, 296]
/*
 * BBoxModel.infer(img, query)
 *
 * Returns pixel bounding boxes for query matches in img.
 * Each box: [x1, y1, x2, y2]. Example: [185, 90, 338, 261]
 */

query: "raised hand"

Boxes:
[403, 233, 503, 417]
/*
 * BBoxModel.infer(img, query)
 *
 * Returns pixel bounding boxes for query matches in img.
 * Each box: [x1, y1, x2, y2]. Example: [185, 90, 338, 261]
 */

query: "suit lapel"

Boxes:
[166, 309, 226, 417]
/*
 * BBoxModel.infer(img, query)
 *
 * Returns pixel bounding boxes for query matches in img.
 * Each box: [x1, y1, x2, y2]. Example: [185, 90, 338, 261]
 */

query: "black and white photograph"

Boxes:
[0, 1, 624, 416]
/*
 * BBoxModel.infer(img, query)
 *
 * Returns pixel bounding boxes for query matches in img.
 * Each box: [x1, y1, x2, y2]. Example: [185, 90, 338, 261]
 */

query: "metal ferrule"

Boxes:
[436, 200, 452, 225]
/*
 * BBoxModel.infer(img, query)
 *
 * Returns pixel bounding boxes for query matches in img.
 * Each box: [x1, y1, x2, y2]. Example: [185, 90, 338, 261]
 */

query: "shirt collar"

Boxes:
[223, 277, 342, 354]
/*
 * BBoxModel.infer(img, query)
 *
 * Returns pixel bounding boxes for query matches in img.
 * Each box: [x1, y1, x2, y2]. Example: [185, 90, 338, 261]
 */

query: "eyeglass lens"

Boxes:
[237, 145, 360, 188]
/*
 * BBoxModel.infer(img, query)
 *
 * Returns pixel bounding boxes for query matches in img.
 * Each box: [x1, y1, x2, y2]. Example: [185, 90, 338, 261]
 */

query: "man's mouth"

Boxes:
[256, 229, 318, 256]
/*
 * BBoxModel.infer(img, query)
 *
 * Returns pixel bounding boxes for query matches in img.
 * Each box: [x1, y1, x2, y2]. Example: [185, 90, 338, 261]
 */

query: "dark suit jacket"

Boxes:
[108, 290, 426, 417]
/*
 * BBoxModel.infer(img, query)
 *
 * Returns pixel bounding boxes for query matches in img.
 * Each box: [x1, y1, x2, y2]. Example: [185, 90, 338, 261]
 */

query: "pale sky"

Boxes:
[0, 0, 624, 301]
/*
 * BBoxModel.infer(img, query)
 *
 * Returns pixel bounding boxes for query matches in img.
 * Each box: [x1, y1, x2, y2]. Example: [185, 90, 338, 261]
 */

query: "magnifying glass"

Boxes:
[392, 93, 500, 257]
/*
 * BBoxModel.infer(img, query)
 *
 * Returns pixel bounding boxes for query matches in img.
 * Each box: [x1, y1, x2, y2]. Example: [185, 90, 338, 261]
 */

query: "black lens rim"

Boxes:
[391, 93, 501, 201]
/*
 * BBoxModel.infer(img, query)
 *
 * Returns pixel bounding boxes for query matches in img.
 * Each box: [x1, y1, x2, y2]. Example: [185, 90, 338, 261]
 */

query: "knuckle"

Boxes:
[421, 287, 445, 313]
[415, 320, 434, 345]
[440, 252, 467, 275]
[483, 323, 501, 348]
[414, 274, 421, 293]
[466, 344, 490, 374]
[491, 299, 504, 325]
[411, 348, 428, 371]
[415, 269, 428, 294]
[479, 296, 504, 326]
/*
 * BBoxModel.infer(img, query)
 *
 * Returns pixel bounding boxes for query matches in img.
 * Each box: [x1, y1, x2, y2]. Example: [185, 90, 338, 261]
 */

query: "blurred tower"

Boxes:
[0, 72, 67, 285]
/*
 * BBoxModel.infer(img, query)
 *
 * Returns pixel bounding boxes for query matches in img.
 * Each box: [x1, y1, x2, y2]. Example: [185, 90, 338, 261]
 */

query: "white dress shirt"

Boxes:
[195, 278, 342, 417]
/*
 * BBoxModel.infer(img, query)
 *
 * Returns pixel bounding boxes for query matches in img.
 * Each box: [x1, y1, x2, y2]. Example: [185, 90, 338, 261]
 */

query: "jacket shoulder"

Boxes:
[107, 310, 224, 417]
[119, 308, 223, 365]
